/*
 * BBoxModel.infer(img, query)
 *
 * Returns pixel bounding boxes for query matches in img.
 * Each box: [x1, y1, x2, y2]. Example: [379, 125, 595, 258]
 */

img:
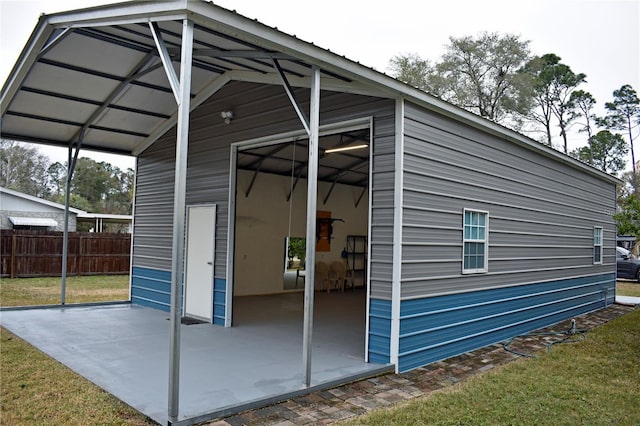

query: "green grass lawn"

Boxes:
[0, 275, 129, 307]
[0, 328, 154, 425]
[617, 280, 640, 297]
[343, 308, 640, 426]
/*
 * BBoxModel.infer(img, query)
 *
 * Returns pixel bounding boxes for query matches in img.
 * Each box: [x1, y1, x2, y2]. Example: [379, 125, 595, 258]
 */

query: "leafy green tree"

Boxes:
[618, 169, 639, 200]
[517, 54, 557, 146]
[520, 54, 586, 152]
[569, 130, 627, 175]
[64, 158, 133, 214]
[47, 161, 67, 197]
[71, 157, 111, 207]
[388, 53, 434, 92]
[0, 142, 133, 214]
[569, 90, 597, 163]
[435, 32, 532, 123]
[388, 32, 532, 126]
[615, 193, 640, 237]
[549, 66, 586, 153]
[599, 84, 640, 176]
[287, 237, 306, 268]
[0, 140, 50, 198]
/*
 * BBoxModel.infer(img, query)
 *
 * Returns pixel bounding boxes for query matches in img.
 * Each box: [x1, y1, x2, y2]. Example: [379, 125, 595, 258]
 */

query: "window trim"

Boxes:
[462, 209, 489, 274]
[593, 226, 603, 265]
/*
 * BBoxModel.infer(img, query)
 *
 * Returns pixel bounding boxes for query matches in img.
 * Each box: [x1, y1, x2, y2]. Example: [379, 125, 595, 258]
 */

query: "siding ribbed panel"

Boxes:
[397, 273, 615, 372]
[400, 103, 616, 299]
[213, 278, 226, 326]
[368, 298, 392, 364]
[370, 118, 396, 300]
[133, 81, 395, 307]
[130, 266, 171, 312]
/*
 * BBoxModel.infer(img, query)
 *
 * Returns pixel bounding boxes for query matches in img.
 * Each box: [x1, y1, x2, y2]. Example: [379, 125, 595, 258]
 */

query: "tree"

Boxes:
[517, 54, 557, 146]
[600, 84, 640, 176]
[520, 54, 586, 152]
[388, 32, 532, 126]
[388, 53, 434, 92]
[618, 168, 639, 200]
[45, 157, 134, 214]
[569, 130, 627, 175]
[65, 158, 133, 214]
[615, 193, 640, 237]
[569, 90, 597, 163]
[435, 32, 532, 123]
[47, 161, 66, 197]
[548, 64, 586, 153]
[0, 140, 50, 198]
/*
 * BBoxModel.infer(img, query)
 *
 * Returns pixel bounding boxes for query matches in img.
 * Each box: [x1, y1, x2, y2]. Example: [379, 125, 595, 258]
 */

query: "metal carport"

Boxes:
[4, 1, 568, 423]
[1, 1, 401, 423]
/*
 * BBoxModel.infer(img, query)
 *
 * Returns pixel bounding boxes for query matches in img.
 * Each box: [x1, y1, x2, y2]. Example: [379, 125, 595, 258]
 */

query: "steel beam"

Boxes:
[168, 19, 194, 424]
[302, 66, 320, 387]
[273, 59, 310, 135]
[39, 28, 72, 57]
[149, 21, 181, 105]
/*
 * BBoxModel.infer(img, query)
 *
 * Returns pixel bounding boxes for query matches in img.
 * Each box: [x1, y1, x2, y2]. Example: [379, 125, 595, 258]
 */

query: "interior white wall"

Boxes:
[234, 170, 368, 296]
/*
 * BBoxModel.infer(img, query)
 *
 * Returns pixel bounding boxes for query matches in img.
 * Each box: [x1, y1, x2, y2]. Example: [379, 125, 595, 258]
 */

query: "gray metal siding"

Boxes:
[369, 112, 396, 300]
[400, 103, 617, 299]
[133, 81, 395, 298]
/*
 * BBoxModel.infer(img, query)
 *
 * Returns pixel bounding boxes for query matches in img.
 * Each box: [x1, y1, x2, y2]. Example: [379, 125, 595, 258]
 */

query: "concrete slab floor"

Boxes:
[0, 290, 390, 425]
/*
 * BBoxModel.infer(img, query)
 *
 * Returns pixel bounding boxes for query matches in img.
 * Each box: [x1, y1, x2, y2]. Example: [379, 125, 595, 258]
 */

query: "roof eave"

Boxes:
[0, 187, 86, 214]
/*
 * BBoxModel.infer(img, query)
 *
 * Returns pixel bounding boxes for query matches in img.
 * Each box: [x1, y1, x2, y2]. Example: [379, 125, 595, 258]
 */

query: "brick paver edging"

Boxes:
[204, 304, 636, 426]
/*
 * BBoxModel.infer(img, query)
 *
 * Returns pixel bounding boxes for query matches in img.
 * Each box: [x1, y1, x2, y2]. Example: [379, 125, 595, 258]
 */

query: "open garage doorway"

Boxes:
[228, 121, 371, 359]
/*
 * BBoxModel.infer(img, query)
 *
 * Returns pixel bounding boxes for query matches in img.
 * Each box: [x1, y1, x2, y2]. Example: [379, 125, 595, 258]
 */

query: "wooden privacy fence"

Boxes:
[0, 230, 131, 278]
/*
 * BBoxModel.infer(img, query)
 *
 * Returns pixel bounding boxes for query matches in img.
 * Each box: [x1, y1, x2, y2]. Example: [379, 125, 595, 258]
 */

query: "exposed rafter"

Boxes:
[244, 143, 289, 197]
[70, 51, 158, 142]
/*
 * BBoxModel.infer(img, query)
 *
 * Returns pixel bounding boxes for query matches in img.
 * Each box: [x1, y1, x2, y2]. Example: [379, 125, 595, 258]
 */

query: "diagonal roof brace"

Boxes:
[244, 143, 290, 198]
[149, 21, 181, 105]
[286, 161, 307, 202]
[273, 58, 310, 135]
[322, 157, 369, 205]
[355, 185, 367, 208]
[39, 27, 73, 58]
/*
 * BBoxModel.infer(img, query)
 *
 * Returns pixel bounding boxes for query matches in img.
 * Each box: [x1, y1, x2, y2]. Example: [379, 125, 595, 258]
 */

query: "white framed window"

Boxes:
[593, 227, 603, 264]
[463, 209, 488, 274]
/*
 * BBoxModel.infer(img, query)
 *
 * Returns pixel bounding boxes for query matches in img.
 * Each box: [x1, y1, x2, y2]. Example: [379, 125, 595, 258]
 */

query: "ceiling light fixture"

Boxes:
[324, 143, 369, 154]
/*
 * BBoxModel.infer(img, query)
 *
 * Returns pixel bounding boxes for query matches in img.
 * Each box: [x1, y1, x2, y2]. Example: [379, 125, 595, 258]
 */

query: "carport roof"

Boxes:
[1, 0, 618, 184]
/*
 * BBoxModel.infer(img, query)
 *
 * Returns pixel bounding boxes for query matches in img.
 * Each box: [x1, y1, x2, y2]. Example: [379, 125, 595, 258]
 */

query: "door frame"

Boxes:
[184, 203, 216, 322]
[226, 117, 373, 332]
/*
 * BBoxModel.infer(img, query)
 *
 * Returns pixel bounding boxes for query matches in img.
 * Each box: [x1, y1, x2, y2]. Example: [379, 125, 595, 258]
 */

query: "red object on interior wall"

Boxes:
[316, 211, 331, 252]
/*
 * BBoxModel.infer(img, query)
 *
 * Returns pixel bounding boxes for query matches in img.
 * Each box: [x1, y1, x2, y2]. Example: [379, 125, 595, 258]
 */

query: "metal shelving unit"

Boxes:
[346, 235, 367, 288]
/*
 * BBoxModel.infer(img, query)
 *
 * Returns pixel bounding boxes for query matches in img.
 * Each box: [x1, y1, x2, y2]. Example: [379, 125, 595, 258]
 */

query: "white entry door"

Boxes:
[184, 204, 216, 322]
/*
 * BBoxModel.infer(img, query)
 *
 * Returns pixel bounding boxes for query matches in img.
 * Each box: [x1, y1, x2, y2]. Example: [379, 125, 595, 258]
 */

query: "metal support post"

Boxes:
[168, 19, 194, 424]
[302, 66, 320, 387]
[61, 135, 83, 305]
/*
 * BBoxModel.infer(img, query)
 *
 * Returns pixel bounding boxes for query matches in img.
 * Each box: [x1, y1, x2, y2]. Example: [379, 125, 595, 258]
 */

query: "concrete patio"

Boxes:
[0, 290, 391, 425]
